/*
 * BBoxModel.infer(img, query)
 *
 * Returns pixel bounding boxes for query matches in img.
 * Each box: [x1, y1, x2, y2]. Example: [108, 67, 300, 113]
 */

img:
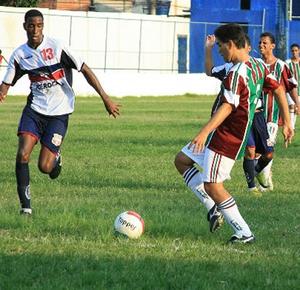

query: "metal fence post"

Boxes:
[69, 16, 72, 46]
[171, 21, 177, 72]
[104, 17, 109, 72]
[138, 19, 143, 73]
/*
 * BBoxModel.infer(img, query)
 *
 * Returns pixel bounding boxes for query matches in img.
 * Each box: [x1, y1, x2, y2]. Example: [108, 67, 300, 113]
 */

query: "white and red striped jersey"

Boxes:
[3, 36, 83, 116]
[260, 58, 297, 125]
[286, 58, 300, 96]
[207, 57, 280, 160]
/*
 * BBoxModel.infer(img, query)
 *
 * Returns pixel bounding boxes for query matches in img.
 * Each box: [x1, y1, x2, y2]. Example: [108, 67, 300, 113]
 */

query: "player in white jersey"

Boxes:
[286, 43, 300, 130]
[0, 9, 120, 215]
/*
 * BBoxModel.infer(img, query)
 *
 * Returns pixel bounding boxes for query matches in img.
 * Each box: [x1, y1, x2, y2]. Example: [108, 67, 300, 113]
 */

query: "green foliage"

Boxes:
[0, 95, 299, 289]
[0, 0, 39, 7]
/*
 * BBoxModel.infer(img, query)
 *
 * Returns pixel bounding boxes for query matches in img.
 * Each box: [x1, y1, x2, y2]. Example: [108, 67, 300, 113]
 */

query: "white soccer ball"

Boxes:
[114, 211, 144, 239]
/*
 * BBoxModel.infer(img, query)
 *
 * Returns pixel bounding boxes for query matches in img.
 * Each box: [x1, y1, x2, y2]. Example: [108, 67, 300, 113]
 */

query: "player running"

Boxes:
[0, 9, 120, 215]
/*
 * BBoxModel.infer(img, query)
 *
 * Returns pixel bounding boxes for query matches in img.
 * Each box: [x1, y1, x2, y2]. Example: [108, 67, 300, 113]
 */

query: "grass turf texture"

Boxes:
[0, 95, 299, 290]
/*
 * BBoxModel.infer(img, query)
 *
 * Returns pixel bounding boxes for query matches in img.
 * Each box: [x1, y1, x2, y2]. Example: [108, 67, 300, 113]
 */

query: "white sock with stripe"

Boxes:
[218, 197, 252, 237]
[261, 159, 273, 178]
[183, 166, 215, 211]
[290, 109, 296, 130]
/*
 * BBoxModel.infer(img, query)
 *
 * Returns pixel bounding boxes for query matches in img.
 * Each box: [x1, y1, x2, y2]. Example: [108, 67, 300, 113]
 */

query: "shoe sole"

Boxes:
[229, 236, 255, 244]
[210, 215, 224, 233]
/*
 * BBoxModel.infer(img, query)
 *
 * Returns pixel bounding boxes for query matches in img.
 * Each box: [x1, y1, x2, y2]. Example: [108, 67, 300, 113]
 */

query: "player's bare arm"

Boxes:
[189, 103, 233, 153]
[273, 85, 294, 146]
[80, 63, 121, 118]
[0, 82, 10, 103]
[205, 35, 216, 76]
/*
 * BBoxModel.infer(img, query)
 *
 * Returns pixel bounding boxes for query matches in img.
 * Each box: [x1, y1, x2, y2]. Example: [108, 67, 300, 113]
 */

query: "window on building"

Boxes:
[241, 0, 251, 10]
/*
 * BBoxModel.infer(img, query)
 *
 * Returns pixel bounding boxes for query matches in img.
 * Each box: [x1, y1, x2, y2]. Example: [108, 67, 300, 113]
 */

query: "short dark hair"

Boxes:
[214, 23, 246, 49]
[260, 32, 275, 44]
[290, 43, 300, 49]
[24, 9, 43, 22]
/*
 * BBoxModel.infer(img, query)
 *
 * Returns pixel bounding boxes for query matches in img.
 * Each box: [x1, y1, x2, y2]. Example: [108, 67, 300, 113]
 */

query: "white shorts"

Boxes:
[181, 143, 235, 183]
[287, 94, 300, 106]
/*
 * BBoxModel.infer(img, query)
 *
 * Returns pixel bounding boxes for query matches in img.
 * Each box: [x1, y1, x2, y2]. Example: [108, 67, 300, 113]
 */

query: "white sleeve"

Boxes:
[2, 52, 18, 85]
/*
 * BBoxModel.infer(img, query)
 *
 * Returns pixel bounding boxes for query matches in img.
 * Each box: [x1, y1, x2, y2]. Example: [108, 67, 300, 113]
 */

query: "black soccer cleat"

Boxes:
[49, 153, 62, 179]
[207, 204, 224, 233]
[228, 234, 255, 244]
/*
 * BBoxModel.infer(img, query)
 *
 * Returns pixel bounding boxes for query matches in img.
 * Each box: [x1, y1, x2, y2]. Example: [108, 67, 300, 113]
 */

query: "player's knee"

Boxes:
[264, 152, 273, 161]
[244, 147, 256, 159]
[16, 150, 31, 163]
[174, 152, 190, 175]
[38, 160, 52, 174]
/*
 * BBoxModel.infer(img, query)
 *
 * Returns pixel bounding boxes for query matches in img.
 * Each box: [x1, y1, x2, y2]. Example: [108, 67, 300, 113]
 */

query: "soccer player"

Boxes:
[174, 24, 293, 243]
[204, 34, 270, 195]
[286, 43, 300, 130]
[0, 9, 121, 215]
[256, 32, 299, 190]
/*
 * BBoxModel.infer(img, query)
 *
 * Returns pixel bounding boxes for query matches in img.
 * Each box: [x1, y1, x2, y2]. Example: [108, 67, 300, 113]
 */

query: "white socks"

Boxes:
[218, 197, 252, 237]
[183, 166, 215, 211]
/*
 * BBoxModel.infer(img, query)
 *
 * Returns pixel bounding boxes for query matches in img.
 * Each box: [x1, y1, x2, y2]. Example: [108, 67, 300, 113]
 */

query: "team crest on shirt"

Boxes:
[52, 133, 63, 146]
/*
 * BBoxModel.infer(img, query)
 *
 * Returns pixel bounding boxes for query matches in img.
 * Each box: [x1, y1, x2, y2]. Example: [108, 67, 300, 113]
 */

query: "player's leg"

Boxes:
[254, 113, 275, 190]
[16, 133, 37, 215]
[243, 127, 258, 193]
[255, 151, 273, 186]
[16, 106, 42, 215]
[38, 145, 61, 175]
[256, 121, 278, 190]
[244, 146, 261, 195]
[202, 148, 254, 243]
[289, 104, 296, 130]
[205, 181, 254, 243]
[39, 115, 68, 179]
[174, 145, 223, 232]
[259, 157, 274, 190]
[287, 94, 296, 130]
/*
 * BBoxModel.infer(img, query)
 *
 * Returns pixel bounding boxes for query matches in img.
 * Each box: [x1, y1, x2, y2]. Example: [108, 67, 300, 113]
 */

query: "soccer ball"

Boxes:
[114, 211, 144, 239]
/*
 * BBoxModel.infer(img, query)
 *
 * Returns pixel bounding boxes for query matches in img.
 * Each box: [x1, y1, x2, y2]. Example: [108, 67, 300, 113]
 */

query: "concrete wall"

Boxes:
[0, 6, 220, 97]
[0, 6, 189, 72]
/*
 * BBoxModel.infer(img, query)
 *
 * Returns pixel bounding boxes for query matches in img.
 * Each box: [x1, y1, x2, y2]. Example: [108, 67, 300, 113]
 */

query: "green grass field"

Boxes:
[0, 95, 299, 290]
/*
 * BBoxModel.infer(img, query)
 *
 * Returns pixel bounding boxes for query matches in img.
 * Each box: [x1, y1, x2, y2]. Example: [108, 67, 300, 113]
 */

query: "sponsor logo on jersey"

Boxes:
[23, 55, 33, 59]
[36, 80, 59, 91]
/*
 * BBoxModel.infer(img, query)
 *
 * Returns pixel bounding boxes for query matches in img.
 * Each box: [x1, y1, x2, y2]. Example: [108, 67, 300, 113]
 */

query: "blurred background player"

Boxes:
[256, 32, 299, 191]
[286, 43, 300, 130]
[0, 9, 120, 215]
